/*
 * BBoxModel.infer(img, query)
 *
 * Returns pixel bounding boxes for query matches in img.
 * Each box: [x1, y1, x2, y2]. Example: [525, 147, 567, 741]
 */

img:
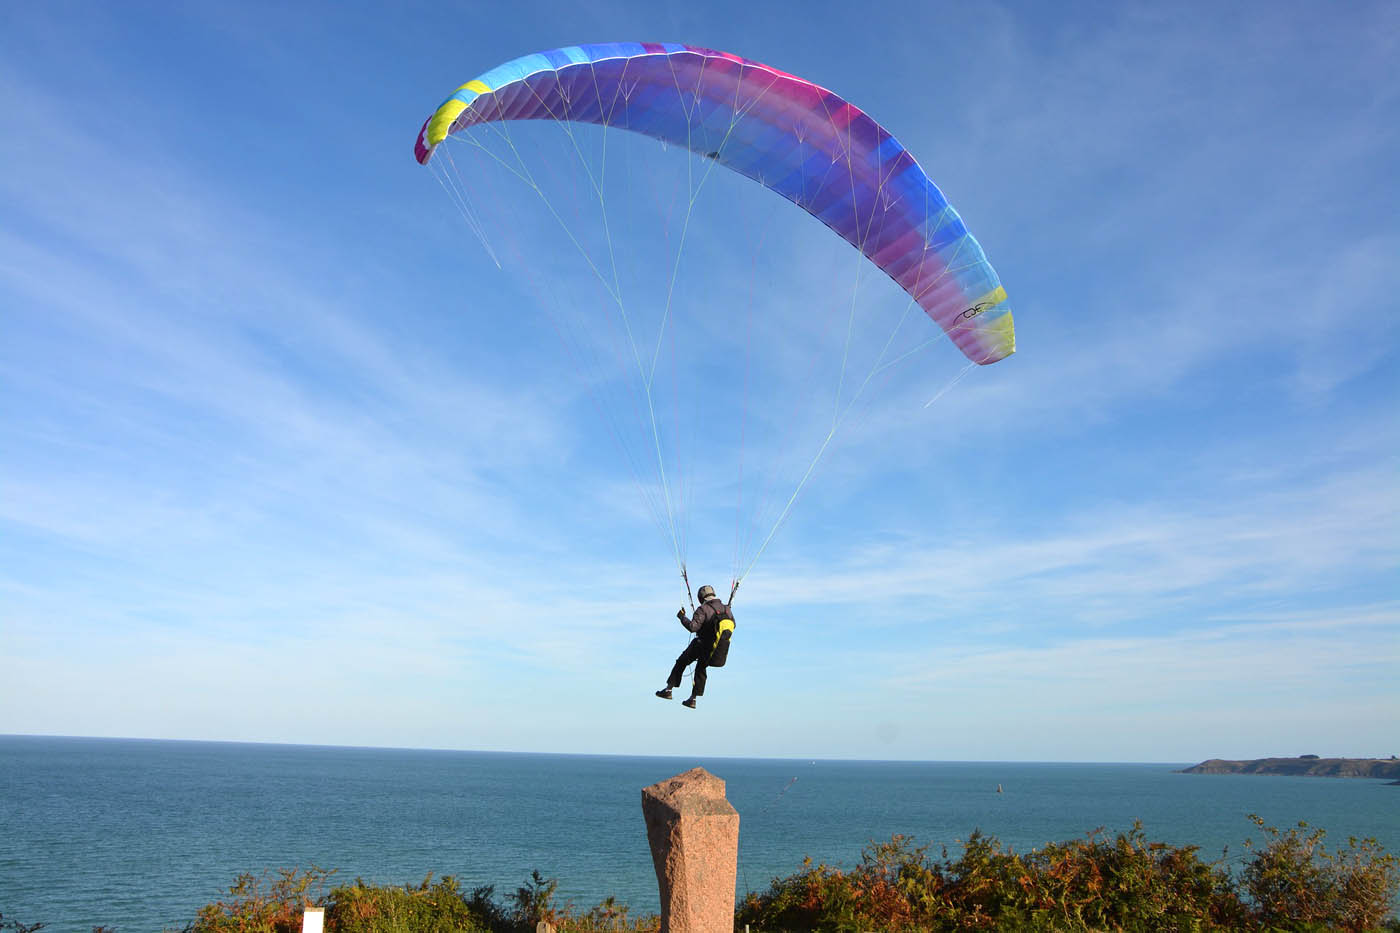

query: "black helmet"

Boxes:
[696, 584, 716, 602]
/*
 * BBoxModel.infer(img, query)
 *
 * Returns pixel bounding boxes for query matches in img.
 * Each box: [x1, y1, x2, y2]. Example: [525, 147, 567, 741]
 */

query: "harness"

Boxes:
[711, 616, 735, 654]
[706, 603, 735, 667]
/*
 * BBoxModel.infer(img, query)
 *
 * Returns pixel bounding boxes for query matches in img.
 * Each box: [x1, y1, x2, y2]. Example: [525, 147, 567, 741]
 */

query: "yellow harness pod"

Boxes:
[713, 618, 735, 650]
[709, 617, 735, 667]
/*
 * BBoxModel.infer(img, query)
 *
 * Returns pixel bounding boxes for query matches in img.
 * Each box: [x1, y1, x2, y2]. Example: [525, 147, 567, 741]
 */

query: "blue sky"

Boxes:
[2, 0, 1396, 762]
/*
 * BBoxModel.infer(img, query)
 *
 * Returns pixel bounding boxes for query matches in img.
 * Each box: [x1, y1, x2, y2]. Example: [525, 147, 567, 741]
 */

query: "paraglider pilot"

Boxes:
[656, 584, 735, 709]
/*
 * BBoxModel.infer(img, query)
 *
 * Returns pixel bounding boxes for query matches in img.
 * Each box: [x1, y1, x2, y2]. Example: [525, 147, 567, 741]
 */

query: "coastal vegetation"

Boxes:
[8, 819, 1395, 932]
[736, 818, 1398, 932]
[184, 868, 657, 933]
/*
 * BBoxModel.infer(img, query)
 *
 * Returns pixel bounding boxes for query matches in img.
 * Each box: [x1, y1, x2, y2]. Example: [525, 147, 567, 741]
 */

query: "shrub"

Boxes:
[736, 826, 1244, 931]
[961, 824, 1247, 931]
[738, 820, 1399, 931]
[188, 866, 660, 933]
[325, 873, 487, 932]
[324, 872, 657, 933]
[1242, 814, 1400, 932]
[509, 870, 561, 930]
[191, 866, 333, 933]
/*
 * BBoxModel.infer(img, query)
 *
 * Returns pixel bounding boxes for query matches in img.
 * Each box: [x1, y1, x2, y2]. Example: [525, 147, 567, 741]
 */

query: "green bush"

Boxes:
[1241, 814, 1399, 932]
[324, 874, 488, 931]
[736, 825, 1247, 931]
[737, 819, 1399, 932]
[191, 867, 658, 933]
[192, 866, 334, 933]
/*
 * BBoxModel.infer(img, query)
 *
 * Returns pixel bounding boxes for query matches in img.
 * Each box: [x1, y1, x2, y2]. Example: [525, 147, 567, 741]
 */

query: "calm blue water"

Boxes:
[2, 736, 1396, 930]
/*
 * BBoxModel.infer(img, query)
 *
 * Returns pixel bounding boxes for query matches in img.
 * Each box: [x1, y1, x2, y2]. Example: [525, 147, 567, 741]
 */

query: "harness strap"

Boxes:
[681, 565, 695, 612]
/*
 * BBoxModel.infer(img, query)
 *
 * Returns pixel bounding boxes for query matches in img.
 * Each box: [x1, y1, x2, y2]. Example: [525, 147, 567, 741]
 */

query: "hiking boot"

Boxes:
[655, 688, 673, 700]
[682, 697, 697, 709]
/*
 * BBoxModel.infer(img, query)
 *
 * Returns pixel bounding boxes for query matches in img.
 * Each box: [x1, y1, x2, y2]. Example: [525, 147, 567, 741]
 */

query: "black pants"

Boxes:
[667, 638, 709, 697]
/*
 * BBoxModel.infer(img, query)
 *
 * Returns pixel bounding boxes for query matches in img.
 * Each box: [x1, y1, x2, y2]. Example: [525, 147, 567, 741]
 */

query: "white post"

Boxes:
[302, 907, 324, 933]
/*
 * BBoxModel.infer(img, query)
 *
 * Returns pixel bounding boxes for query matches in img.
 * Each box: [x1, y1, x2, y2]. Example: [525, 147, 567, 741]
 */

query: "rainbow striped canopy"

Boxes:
[416, 42, 1014, 365]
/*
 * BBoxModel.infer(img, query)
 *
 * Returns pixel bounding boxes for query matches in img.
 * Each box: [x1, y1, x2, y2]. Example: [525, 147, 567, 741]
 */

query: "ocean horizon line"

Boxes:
[2, 733, 1198, 766]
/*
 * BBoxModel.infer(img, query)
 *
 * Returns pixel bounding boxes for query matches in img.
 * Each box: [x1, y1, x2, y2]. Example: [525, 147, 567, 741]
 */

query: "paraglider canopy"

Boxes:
[415, 42, 1014, 366]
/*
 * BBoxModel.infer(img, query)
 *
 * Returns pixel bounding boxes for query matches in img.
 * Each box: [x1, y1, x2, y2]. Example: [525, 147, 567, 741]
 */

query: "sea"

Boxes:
[2, 736, 1396, 931]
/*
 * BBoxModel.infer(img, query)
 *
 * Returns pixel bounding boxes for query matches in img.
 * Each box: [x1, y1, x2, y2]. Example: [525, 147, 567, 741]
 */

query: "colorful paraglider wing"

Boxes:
[416, 42, 1014, 365]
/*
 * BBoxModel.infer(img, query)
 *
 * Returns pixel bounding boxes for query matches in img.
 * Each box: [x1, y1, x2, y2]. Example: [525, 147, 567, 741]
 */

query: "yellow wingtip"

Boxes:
[424, 81, 493, 150]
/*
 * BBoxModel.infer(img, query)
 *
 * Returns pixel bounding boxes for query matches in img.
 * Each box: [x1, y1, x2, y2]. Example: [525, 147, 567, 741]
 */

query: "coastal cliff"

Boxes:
[1179, 756, 1400, 779]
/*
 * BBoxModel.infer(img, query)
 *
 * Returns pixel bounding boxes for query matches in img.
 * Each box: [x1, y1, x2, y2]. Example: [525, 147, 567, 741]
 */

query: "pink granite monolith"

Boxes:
[641, 767, 739, 933]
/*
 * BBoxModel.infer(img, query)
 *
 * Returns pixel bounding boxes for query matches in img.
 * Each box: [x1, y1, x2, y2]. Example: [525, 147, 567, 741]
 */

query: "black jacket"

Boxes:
[681, 597, 732, 646]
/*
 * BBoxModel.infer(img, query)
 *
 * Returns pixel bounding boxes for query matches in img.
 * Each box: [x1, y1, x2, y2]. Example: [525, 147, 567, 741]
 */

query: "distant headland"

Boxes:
[1179, 756, 1400, 781]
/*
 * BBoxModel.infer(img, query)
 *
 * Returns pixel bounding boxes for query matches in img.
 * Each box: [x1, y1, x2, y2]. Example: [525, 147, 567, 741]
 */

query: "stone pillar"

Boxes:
[642, 767, 739, 933]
